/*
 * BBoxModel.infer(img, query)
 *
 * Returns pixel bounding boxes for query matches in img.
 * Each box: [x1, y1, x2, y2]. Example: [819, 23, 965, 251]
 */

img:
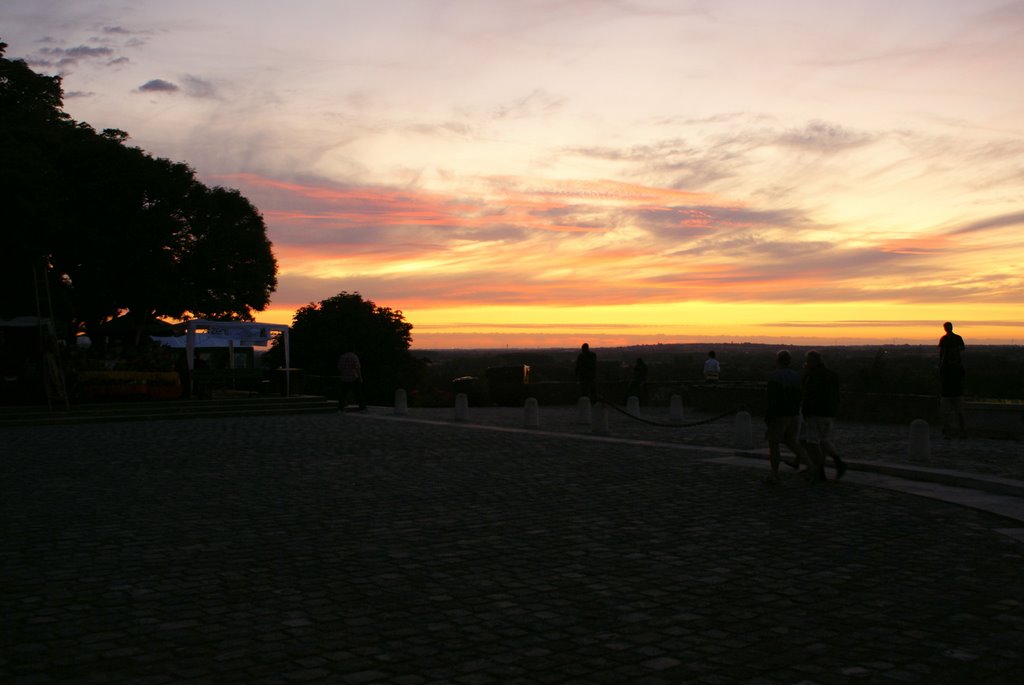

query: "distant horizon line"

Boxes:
[409, 340, 1023, 352]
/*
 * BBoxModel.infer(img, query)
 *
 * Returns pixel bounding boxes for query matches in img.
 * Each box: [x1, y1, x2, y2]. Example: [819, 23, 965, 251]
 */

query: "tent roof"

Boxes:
[153, 335, 260, 349]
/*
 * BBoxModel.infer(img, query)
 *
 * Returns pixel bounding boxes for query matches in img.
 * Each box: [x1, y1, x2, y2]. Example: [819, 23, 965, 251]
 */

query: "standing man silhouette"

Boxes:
[938, 322, 966, 438]
[574, 343, 597, 400]
[337, 350, 366, 411]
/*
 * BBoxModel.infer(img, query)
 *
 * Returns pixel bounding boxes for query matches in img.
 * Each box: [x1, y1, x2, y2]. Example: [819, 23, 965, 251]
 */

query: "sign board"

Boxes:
[205, 324, 271, 343]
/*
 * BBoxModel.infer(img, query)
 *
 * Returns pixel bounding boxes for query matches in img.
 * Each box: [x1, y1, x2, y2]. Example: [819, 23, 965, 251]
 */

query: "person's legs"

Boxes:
[788, 439, 819, 482]
[797, 415, 814, 472]
[338, 381, 353, 410]
[767, 441, 782, 483]
[821, 440, 846, 479]
[765, 417, 783, 482]
[580, 379, 596, 400]
[779, 416, 813, 480]
[940, 397, 958, 438]
[801, 439, 824, 480]
[940, 368, 966, 438]
[817, 418, 846, 479]
[802, 416, 833, 481]
[952, 396, 966, 437]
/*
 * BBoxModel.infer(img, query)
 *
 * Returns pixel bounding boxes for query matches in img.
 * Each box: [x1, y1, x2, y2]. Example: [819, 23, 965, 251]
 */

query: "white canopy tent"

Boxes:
[179, 319, 292, 395]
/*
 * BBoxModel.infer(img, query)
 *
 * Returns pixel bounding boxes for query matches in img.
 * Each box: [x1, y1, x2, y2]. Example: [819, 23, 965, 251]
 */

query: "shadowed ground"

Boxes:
[1, 409, 1022, 684]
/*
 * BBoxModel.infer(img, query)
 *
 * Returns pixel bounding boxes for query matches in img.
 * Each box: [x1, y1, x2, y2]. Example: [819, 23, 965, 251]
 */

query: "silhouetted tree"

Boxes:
[0, 39, 70, 322]
[267, 292, 421, 404]
[0, 40, 277, 349]
[176, 184, 277, 321]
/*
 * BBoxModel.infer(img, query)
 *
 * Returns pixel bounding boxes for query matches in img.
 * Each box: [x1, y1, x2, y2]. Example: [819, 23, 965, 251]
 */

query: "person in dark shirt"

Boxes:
[574, 343, 597, 400]
[800, 350, 847, 481]
[337, 350, 366, 411]
[764, 350, 809, 484]
[938, 322, 966, 438]
[939, 321, 964, 368]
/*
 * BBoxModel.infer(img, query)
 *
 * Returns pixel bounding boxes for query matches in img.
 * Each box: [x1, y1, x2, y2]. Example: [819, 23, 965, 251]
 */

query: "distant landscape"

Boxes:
[413, 343, 1024, 403]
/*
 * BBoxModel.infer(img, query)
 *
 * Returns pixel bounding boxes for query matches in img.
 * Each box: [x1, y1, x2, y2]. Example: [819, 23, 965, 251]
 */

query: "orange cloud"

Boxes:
[223, 173, 618, 234]
[876, 237, 952, 254]
[218, 171, 1023, 346]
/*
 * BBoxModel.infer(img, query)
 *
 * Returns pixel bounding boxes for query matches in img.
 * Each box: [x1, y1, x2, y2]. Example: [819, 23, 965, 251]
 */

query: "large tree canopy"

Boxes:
[269, 292, 421, 404]
[0, 40, 277, 345]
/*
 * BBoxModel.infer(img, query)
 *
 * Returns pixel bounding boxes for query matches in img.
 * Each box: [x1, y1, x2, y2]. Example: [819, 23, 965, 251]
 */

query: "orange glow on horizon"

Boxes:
[215, 170, 1023, 349]
[252, 300, 1022, 349]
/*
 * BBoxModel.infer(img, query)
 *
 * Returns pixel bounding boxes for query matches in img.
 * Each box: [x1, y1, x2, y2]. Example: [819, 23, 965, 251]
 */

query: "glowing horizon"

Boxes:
[4, 1, 1022, 348]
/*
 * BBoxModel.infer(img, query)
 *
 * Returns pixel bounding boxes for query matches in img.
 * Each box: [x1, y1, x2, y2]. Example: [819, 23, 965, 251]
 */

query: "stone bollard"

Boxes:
[393, 388, 409, 416]
[669, 394, 684, 422]
[524, 397, 540, 428]
[908, 419, 930, 459]
[592, 402, 611, 435]
[454, 392, 469, 421]
[627, 395, 641, 417]
[734, 411, 753, 450]
[576, 396, 592, 424]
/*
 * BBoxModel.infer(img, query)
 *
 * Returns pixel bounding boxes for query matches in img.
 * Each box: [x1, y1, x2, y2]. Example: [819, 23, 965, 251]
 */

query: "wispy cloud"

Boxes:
[774, 120, 877, 152]
[135, 75, 219, 98]
[137, 78, 179, 93]
[32, 44, 114, 69]
[181, 74, 217, 99]
[18, 21, 151, 73]
[948, 210, 1024, 235]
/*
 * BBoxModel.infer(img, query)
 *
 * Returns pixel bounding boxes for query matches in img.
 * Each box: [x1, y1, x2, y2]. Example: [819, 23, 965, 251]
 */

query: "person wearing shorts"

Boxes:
[800, 350, 847, 481]
[763, 350, 808, 484]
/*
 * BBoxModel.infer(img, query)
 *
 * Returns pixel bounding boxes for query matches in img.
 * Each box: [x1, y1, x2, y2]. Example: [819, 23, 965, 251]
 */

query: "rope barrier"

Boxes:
[594, 395, 744, 429]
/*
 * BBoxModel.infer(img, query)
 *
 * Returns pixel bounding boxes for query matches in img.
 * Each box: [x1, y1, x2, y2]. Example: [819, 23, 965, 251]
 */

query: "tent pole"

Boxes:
[186, 321, 196, 398]
[284, 328, 291, 397]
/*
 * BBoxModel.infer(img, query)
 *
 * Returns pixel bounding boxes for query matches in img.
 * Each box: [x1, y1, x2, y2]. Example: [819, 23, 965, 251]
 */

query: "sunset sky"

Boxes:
[4, 0, 1023, 348]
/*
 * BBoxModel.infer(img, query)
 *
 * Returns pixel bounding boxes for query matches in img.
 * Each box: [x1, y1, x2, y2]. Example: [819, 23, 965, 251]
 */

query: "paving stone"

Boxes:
[1, 411, 1022, 683]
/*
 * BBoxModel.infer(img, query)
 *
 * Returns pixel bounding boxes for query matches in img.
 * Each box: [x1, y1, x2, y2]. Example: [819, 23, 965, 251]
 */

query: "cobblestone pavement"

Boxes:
[2, 410, 1023, 684]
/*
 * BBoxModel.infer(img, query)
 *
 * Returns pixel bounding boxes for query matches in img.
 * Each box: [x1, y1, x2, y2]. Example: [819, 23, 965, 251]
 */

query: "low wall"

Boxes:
[964, 402, 1024, 439]
[487, 380, 1022, 439]
[678, 384, 1022, 438]
[822, 391, 939, 425]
